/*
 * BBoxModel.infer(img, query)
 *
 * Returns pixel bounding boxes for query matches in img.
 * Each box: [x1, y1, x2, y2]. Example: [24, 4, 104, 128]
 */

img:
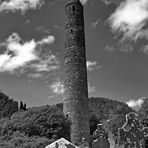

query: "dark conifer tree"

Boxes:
[20, 101, 24, 110]
[23, 103, 27, 110]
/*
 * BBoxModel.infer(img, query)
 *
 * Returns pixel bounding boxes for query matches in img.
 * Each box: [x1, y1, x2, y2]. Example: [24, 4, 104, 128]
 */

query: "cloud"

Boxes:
[90, 20, 100, 29]
[36, 26, 50, 34]
[88, 82, 96, 93]
[101, 0, 122, 5]
[105, 41, 133, 53]
[109, 0, 148, 40]
[30, 55, 60, 72]
[126, 97, 146, 111]
[0, 33, 37, 72]
[86, 60, 101, 71]
[119, 43, 133, 53]
[140, 44, 148, 55]
[37, 36, 55, 46]
[0, 0, 44, 13]
[80, 0, 89, 5]
[50, 81, 64, 95]
[105, 45, 115, 52]
[49, 81, 95, 96]
[27, 73, 44, 78]
[25, 19, 30, 24]
[0, 32, 58, 75]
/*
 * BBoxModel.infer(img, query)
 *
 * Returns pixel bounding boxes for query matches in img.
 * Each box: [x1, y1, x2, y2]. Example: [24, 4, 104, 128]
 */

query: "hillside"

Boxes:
[0, 96, 133, 147]
[89, 97, 133, 119]
[56, 97, 133, 118]
[0, 91, 18, 118]
[56, 97, 133, 135]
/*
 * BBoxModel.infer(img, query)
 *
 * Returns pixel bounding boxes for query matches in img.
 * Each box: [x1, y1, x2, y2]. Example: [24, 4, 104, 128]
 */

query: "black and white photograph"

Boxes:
[0, 0, 148, 147]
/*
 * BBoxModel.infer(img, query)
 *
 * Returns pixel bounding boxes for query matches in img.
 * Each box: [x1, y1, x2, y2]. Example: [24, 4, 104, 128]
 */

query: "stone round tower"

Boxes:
[64, 0, 90, 145]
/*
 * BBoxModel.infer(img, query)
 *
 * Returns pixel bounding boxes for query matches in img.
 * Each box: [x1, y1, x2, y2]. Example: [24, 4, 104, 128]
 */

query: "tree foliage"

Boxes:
[0, 105, 70, 140]
[0, 95, 134, 147]
[0, 105, 70, 147]
[89, 97, 133, 120]
[0, 131, 52, 148]
[20, 101, 26, 111]
[0, 91, 18, 119]
[57, 97, 133, 136]
[90, 114, 99, 135]
[138, 98, 148, 126]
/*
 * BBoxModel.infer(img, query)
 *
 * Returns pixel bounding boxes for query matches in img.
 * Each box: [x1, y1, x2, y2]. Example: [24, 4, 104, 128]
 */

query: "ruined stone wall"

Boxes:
[64, 0, 90, 145]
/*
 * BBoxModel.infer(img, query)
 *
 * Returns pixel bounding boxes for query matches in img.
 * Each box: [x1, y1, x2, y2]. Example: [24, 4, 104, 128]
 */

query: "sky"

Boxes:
[0, 0, 148, 108]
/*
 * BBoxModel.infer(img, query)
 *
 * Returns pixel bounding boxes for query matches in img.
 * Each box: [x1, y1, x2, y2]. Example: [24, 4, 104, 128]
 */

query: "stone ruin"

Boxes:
[91, 112, 148, 148]
[90, 112, 148, 148]
[118, 112, 148, 148]
[61, 0, 148, 148]
[64, 0, 90, 145]
[92, 124, 110, 148]
[45, 112, 148, 148]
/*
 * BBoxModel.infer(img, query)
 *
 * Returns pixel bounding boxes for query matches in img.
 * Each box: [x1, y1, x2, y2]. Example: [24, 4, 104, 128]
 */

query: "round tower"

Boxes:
[64, 0, 90, 144]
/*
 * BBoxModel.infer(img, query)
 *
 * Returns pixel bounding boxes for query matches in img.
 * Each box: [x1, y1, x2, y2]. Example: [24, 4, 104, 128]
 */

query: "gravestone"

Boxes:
[118, 112, 148, 148]
[45, 138, 78, 148]
[79, 137, 89, 148]
[92, 124, 110, 148]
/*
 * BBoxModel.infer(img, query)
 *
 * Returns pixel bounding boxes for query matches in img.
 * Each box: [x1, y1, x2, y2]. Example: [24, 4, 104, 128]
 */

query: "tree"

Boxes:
[0, 91, 18, 119]
[23, 103, 26, 110]
[0, 131, 52, 148]
[138, 98, 148, 126]
[20, 101, 24, 110]
[1, 105, 70, 140]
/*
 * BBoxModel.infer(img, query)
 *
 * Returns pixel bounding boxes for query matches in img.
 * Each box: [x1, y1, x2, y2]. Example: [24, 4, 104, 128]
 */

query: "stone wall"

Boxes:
[64, 0, 90, 145]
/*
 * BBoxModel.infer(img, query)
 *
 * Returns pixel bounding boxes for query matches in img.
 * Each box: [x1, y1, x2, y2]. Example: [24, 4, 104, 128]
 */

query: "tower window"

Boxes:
[72, 6, 75, 11]
[66, 113, 69, 118]
[70, 28, 73, 33]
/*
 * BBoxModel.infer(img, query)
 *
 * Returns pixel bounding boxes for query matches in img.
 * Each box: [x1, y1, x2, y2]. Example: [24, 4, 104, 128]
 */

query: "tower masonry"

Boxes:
[64, 0, 90, 144]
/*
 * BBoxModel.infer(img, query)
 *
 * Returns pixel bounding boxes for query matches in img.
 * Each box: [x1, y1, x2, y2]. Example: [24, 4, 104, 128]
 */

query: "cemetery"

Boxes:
[0, 0, 147, 148]
[45, 112, 148, 148]
[45, 0, 148, 148]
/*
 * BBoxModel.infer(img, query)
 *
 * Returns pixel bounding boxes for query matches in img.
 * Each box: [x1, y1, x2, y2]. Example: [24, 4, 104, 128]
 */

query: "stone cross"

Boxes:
[92, 124, 110, 148]
[118, 112, 148, 148]
[79, 137, 89, 148]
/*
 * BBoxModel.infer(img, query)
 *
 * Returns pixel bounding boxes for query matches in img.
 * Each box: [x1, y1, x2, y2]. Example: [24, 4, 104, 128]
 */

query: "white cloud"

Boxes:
[49, 81, 95, 95]
[0, 33, 58, 74]
[50, 81, 64, 95]
[86, 60, 101, 71]
[105, 45, 115, 52]
[37, 36, 55, 45]
[0, 0, 88, 13]
[102, 0, 122, 5]
[0, 0, 44, 13]
[90, 20, 100, 29]
[0, 33, 37, 72]
[109, 0, 148, 40]
[141, 44, 148, 54]
[36, 26, 50, 34]
[88, 82, 95, 93]
[119, 43, 133, 53]
[30, 55, 60, 72]
[106, 41, 133, 53]
[80, 0, 89, 5]
[126, 97, 146, 111]
[27, 73, 44, 78]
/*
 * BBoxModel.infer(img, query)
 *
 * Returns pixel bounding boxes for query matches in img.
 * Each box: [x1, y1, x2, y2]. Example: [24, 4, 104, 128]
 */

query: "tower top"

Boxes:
[66, 0, 82, 5]
[69, 0, 81, 3]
